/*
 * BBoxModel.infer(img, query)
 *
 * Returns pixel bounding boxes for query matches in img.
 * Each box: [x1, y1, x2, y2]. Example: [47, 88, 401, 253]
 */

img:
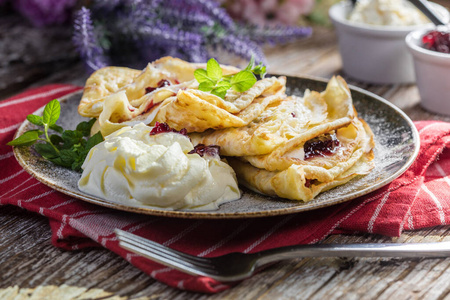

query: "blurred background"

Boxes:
[0, 0, 340, 100]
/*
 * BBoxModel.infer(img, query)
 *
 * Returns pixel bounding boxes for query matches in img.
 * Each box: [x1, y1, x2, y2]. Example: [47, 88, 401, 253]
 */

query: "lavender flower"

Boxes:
[72, 7, 109, 72]
[183, 0, 235, 30]
[121, 0, 159, 24]
[217, 34, 267, 65]
[72, 0, 312, 71]
[115, 8, 204, 50]
[159, 8, 214, 28]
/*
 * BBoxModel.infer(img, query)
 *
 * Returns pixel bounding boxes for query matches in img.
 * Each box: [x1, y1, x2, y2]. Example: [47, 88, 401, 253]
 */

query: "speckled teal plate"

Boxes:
[12, 75, 420, 219]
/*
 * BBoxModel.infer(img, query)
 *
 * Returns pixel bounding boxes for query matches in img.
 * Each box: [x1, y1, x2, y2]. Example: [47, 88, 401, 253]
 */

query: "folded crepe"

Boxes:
[78, 66, 142, 118]
[154, 76, 286, 132]
[84, 57, 287, 137]
[191, 76, 353, 157]
[78, 56, 241, 118]
[191, 76, 375, 201]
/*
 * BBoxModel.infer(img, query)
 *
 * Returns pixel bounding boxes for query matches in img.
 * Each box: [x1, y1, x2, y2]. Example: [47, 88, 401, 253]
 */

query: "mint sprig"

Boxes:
[194, 57, 266, 99]
[8, 99, 104, 172]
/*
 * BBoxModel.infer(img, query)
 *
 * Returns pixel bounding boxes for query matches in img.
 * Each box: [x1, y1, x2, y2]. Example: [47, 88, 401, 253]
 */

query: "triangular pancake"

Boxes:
[79, 56, 241, 118]
[79, 66, 141, 117]
[155, 76, 286, 132]
[227, 120, 374, 202]
[191, 76, 354, 156]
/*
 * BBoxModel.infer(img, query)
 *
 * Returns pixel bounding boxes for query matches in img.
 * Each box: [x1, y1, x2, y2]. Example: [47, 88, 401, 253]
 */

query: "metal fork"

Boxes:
[115, 229, 450, 282]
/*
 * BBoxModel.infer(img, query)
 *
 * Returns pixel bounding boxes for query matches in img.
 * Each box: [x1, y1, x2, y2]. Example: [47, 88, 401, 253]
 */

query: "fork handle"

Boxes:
[255, 242, 450, 266]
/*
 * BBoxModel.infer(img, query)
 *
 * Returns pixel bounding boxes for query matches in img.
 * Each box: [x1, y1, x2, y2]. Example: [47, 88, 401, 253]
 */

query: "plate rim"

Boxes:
[12, 75, 420, 219]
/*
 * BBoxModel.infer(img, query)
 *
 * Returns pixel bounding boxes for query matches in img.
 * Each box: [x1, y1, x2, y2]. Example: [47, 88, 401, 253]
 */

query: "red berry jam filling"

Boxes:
[141, 100, 156, 115]
[304, 133, 340, 160]
[305, 179, 319, 188]
[149, 122, 188, 136]
[422, 30, 450, 53]
[188, 144, 220, 158]
[304, 179, 311, 188]
[145, 79, 172, 94]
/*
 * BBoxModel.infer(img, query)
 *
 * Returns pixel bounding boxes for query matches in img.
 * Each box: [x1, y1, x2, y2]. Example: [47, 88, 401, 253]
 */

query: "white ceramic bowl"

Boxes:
[329, 1, 449, 84]
[406, 28, 450, 115]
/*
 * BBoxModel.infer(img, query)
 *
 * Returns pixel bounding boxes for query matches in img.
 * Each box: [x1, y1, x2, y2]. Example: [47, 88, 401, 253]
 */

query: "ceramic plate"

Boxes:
[12, 75, 420, 219]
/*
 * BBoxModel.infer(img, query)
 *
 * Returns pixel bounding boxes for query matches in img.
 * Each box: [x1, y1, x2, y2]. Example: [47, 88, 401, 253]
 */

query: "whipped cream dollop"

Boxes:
[348, 0, 429, 26]
[78, 123, 240, 210]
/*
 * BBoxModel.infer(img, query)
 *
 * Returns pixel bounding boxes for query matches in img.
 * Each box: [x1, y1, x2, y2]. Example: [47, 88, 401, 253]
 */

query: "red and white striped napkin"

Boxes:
[2, 85, 450, 293]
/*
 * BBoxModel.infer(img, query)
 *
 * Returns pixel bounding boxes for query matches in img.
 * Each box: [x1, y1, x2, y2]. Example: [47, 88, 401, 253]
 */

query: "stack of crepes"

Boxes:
[78, 57, 375, 202]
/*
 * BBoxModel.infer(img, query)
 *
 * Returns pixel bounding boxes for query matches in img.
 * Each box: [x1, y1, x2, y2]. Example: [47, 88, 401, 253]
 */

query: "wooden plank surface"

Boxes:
[2, 4, 450, 299]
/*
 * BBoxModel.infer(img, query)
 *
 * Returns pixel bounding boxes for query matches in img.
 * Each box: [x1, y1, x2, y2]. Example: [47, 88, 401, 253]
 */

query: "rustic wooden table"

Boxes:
[2, 4, 450, 299]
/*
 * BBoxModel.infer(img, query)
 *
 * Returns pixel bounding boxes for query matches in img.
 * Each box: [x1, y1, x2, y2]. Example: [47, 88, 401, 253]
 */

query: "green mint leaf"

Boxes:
[50, 124, 64, 134]
[253, 64, 267, 78]
[198, 80, 216, 92]
[76, 118, 96, 136]
[35, 143, 59, 159]
[72, 142, 83, 151]
[13, 97, 104, 172]
[211, 88, 227, 99]
[27, 115, 43, 126]
[50, 134, 64, 146]
[194, 69, 211, 84]
[86, 131, 104, 150]
[47, 157, 64, 168]
[206, 58, 222, 81]
[42, 99, 60, 126]
[244, 56, 255, 72]
[87, 118, 97, 131]
[230, 70, 257, 92]
[211, 80, 232, 99]
[195, 57, 265, 99]
[217, 80, 232, 88]
[62, 130, 83, 147]
[59, 149, 77, 165]
[72, 132, 103, 172]
[7, 130, 43, 146]
[71, 160, 84, 172]
[221, 75, 232, 82]
[48, 153, 73, 169]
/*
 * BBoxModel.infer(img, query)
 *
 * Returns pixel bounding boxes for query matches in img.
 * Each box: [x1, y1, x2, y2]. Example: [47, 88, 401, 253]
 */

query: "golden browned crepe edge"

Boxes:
[78, 56, 242, 119]
[227, 147, 374, 202]
[78, 66, 142, 117]
[225, 117, 375, 202]
[154, 77, 287, 132]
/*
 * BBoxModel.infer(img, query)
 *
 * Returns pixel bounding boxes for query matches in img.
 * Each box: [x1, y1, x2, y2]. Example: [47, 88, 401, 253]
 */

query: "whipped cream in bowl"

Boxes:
[348, 0, 429, 27]
[78, 123, 241, 211]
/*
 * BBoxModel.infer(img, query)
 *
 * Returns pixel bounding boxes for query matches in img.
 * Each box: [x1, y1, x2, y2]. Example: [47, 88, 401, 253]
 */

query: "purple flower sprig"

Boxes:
[112, 1, 208, 63]
[183, 0, 235, 30]
[159, 7, 214, 28]
[204, 23, 267, 65]
[72, 7, 109, 72]
[72, 0, 312, 72]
